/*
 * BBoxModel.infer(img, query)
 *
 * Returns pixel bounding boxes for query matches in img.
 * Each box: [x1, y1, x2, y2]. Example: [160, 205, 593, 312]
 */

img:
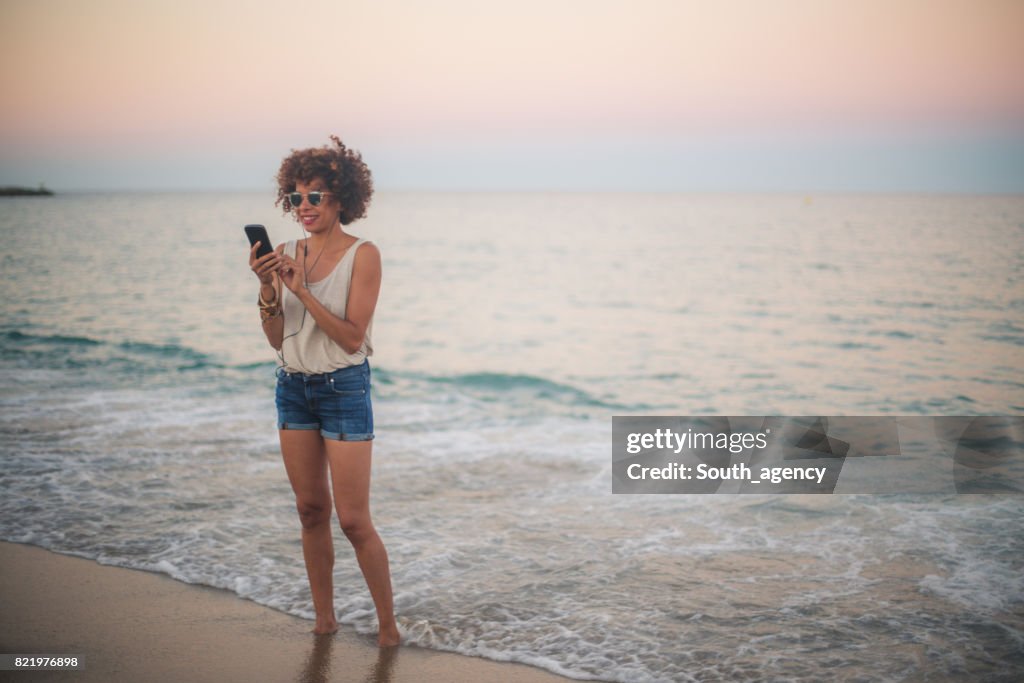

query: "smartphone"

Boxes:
[245, 224, 273, 259]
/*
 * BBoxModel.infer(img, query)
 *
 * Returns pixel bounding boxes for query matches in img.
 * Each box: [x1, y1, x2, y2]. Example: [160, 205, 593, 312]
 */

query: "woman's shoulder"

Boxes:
[350, 238, 381, 272]
[352, 238, 380, 258]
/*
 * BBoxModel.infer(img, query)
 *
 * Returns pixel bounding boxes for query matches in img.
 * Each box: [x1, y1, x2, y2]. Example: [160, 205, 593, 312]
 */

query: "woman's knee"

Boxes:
[336, 508, 374, 543]
[295, 499, 333, 529]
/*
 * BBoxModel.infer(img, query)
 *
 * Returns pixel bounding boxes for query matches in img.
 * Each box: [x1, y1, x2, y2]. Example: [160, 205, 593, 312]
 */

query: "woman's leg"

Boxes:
[324, 439, 400, 646]
[279, 429, 338, 634]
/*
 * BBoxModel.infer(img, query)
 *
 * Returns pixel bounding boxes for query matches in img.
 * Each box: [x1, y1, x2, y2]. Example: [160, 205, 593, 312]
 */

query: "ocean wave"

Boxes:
[371, 368, 644, 421]
[2, 331, 101, 346]
[0, 330, 624, 410]
[0, 329, 273, 381]
[429, 371, 615, 406]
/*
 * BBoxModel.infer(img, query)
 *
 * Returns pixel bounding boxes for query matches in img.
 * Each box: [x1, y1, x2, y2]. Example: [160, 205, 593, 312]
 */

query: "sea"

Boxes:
[1, 191, 1022, 682]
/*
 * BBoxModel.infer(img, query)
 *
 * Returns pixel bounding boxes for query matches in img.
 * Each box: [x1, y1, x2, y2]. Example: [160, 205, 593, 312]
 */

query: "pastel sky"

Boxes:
[1, 0, 1022, 191]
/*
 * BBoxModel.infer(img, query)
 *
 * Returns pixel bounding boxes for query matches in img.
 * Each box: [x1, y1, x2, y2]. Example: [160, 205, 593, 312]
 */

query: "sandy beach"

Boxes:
[0, 542, 575, 683]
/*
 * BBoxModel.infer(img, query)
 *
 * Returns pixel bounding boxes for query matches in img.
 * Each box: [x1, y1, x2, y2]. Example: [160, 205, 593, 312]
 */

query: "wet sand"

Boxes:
[0, 541, 575, 682]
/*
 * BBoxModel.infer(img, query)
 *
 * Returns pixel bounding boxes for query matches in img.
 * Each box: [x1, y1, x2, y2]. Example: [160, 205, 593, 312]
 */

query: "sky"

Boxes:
[1, 0, 1023, 192]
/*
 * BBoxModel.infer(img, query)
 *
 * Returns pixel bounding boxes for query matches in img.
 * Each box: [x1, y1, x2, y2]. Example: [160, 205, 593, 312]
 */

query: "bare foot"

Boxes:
[378, 622, 401, 647]
[312, 616, 338, 634]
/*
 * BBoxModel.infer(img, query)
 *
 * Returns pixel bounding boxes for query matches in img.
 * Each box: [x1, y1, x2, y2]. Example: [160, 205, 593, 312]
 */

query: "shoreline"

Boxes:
[0, 541, 577, 682]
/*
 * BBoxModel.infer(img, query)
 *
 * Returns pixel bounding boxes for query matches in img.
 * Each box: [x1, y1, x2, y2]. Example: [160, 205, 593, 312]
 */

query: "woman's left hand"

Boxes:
[278, 253, 305, 294]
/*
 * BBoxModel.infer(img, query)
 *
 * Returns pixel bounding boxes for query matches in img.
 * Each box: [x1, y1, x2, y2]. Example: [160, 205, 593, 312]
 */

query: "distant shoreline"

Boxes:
[0, 185, 54, 196]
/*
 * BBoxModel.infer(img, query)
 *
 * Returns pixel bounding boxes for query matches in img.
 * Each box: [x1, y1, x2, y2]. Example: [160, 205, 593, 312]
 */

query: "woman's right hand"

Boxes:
[249, 242, 282, 285]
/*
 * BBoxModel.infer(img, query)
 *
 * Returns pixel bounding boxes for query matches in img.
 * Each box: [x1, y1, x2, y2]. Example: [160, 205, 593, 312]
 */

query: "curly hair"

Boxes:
[275, 135, 374, 225]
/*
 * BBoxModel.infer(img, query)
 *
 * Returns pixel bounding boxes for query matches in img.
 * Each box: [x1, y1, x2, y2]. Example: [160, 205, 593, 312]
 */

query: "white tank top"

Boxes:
[279, 237, 374, 374]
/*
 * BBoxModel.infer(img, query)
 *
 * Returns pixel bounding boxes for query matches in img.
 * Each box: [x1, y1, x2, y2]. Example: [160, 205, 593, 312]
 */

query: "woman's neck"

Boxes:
[305, 223, 343, 252]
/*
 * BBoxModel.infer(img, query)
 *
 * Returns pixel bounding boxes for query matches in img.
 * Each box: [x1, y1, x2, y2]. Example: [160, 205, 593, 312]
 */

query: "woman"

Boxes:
[248, 136, 399, 646]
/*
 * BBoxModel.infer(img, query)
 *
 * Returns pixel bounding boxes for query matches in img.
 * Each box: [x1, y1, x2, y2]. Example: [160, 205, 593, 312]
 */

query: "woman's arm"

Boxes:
[283, 242, 382, 355]
[251, 242, 285, 351]
[260, 280, 285, 350]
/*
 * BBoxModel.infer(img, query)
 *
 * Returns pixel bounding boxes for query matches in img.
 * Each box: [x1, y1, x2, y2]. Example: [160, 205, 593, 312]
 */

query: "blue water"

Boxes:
[1, 192, 1022, 681]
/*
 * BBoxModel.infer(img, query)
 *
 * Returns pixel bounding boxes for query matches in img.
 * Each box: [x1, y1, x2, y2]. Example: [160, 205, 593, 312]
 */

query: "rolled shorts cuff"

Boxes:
[320, 430, 375, 442]
[277, 423, 374, 441]
[278, 421, 320, 431]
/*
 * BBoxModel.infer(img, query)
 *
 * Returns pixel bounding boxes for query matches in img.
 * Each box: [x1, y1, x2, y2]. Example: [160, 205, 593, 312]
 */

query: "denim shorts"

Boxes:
[275, 361, 374, 441]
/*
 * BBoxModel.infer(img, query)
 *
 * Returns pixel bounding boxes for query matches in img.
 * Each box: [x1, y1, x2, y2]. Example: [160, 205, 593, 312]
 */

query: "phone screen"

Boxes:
[245, 224, 273, 259]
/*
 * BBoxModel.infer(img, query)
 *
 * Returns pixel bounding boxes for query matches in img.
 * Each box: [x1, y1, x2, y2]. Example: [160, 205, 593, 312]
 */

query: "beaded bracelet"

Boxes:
[260, 305, 282, 323]
[258, 287, 281, 322]
[258, 287, 279, 309]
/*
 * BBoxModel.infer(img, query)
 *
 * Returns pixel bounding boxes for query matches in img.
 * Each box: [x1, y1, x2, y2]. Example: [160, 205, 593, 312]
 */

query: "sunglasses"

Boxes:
[288, 190, 331, 207]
